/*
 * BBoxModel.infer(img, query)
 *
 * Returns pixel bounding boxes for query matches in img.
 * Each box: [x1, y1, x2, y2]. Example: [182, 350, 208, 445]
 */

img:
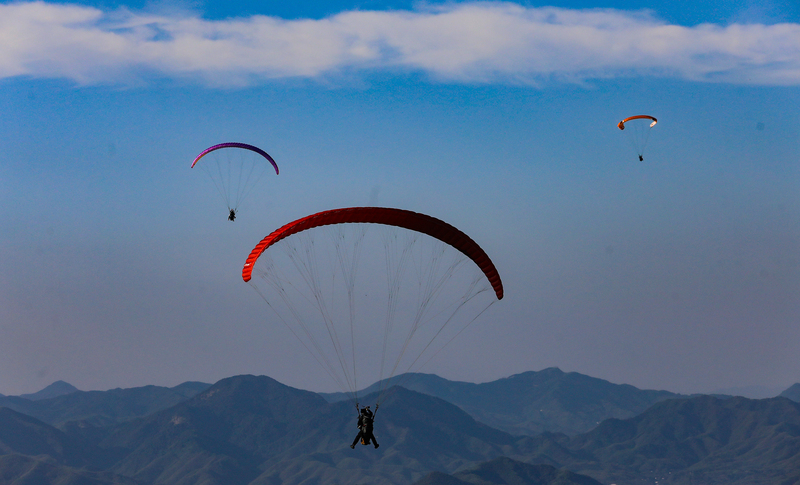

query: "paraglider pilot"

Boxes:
[351, 404, 379, 449]
[228, 209, 236, 222]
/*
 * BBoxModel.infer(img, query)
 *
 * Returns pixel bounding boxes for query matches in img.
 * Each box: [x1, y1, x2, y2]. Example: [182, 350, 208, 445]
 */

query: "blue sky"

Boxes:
[1, 0, 799, 397]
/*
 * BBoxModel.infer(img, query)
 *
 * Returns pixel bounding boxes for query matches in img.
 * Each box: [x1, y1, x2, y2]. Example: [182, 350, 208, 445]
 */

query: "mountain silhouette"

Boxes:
[0, 381, 210, 428]
[2, 372, 800, 484]
[523, 394, 800, 484]
[780, 383, 800, 402]
[19, 380, 80, 401]
[0, 406, 113, 469]
[94, 375, 520, 485]
[253, 386, 519, 485]
[101, 374, 328, 485]
[323, 368, 679, 435]
[0, 454, 139, 485]
[413, 456, 603, 485]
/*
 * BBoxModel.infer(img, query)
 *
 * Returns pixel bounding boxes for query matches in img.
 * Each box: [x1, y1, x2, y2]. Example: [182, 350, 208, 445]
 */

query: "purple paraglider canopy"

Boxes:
[191, 142, 278, 174]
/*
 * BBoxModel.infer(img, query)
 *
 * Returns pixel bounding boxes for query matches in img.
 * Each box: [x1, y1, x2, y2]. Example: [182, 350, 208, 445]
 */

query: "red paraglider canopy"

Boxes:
[242, 207, 503, 300]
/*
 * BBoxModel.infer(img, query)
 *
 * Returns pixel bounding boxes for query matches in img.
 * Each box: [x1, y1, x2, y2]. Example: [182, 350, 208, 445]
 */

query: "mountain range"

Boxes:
[0, 381, 210, 428]
[1, 369, 799, 484]
[18, 380, 80, 401]
[413, 457, 604, 485]
[510, 394, 800, 484]
[321, 368, 680, 435]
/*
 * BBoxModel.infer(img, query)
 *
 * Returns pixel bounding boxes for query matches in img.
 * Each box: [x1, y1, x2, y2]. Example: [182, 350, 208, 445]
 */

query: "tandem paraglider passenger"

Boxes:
[228, 209, 236, 222]
[351, 405, 379, 449]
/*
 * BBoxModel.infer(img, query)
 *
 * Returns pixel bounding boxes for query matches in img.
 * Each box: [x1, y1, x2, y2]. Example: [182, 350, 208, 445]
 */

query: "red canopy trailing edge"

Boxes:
[191, 142, 279, 174]
[242, 207, 504, 300]
[618, 115, 657, 130]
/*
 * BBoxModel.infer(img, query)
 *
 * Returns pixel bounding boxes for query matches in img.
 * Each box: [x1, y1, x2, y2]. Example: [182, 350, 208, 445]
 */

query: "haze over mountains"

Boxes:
[321, 368, 679, 435]
[18, 381, 80, 401]
[0, 381, 211, 428]
[1, 369, 799, 484]
[413, 457, 604, 485]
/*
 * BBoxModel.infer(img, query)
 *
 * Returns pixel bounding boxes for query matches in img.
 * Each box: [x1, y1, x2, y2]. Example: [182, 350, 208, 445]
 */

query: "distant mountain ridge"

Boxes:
[514, 394, 800, 484]
[2, 372, 800, 484]
[322, 367, 681, 435]
[780, 383, 800, 402]
[0, 454, 138, 485]
[413, 457, 603, 485]
[102, 374, 328, 485]
[0, 407, 89, 466]
[0, 381, 211, 428]
[19, 380, 79, 401]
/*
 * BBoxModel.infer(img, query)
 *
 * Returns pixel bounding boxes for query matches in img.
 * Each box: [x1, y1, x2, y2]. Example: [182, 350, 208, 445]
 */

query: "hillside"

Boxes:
[413, 457, 603, 485]
[323, 368, 680, 435]
[520, 395, 800, 484]
[0, 381, 210, 428]
[780, 383, 800, 402]
[2, 373, 800, 484]
[19, 381, 80, 401]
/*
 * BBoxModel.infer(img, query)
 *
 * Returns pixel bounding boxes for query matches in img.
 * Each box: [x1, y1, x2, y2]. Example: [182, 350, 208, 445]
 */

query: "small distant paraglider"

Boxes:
[618, 115, 657, 161]
[191, 142, 278, 221]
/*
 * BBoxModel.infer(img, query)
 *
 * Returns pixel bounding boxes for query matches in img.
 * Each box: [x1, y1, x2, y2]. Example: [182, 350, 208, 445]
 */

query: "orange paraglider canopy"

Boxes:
[618, 115, 657, 130]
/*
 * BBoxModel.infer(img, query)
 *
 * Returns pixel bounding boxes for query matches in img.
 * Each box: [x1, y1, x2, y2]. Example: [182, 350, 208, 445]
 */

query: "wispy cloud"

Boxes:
[2, 1, 799, 86]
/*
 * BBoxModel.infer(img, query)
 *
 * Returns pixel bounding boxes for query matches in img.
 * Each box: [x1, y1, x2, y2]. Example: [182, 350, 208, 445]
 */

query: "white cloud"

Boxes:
[1, 1, 799, 86]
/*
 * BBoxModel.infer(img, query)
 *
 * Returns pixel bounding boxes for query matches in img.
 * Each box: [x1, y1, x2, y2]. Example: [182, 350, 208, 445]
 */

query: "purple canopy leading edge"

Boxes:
[191, 142, 279, 174]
